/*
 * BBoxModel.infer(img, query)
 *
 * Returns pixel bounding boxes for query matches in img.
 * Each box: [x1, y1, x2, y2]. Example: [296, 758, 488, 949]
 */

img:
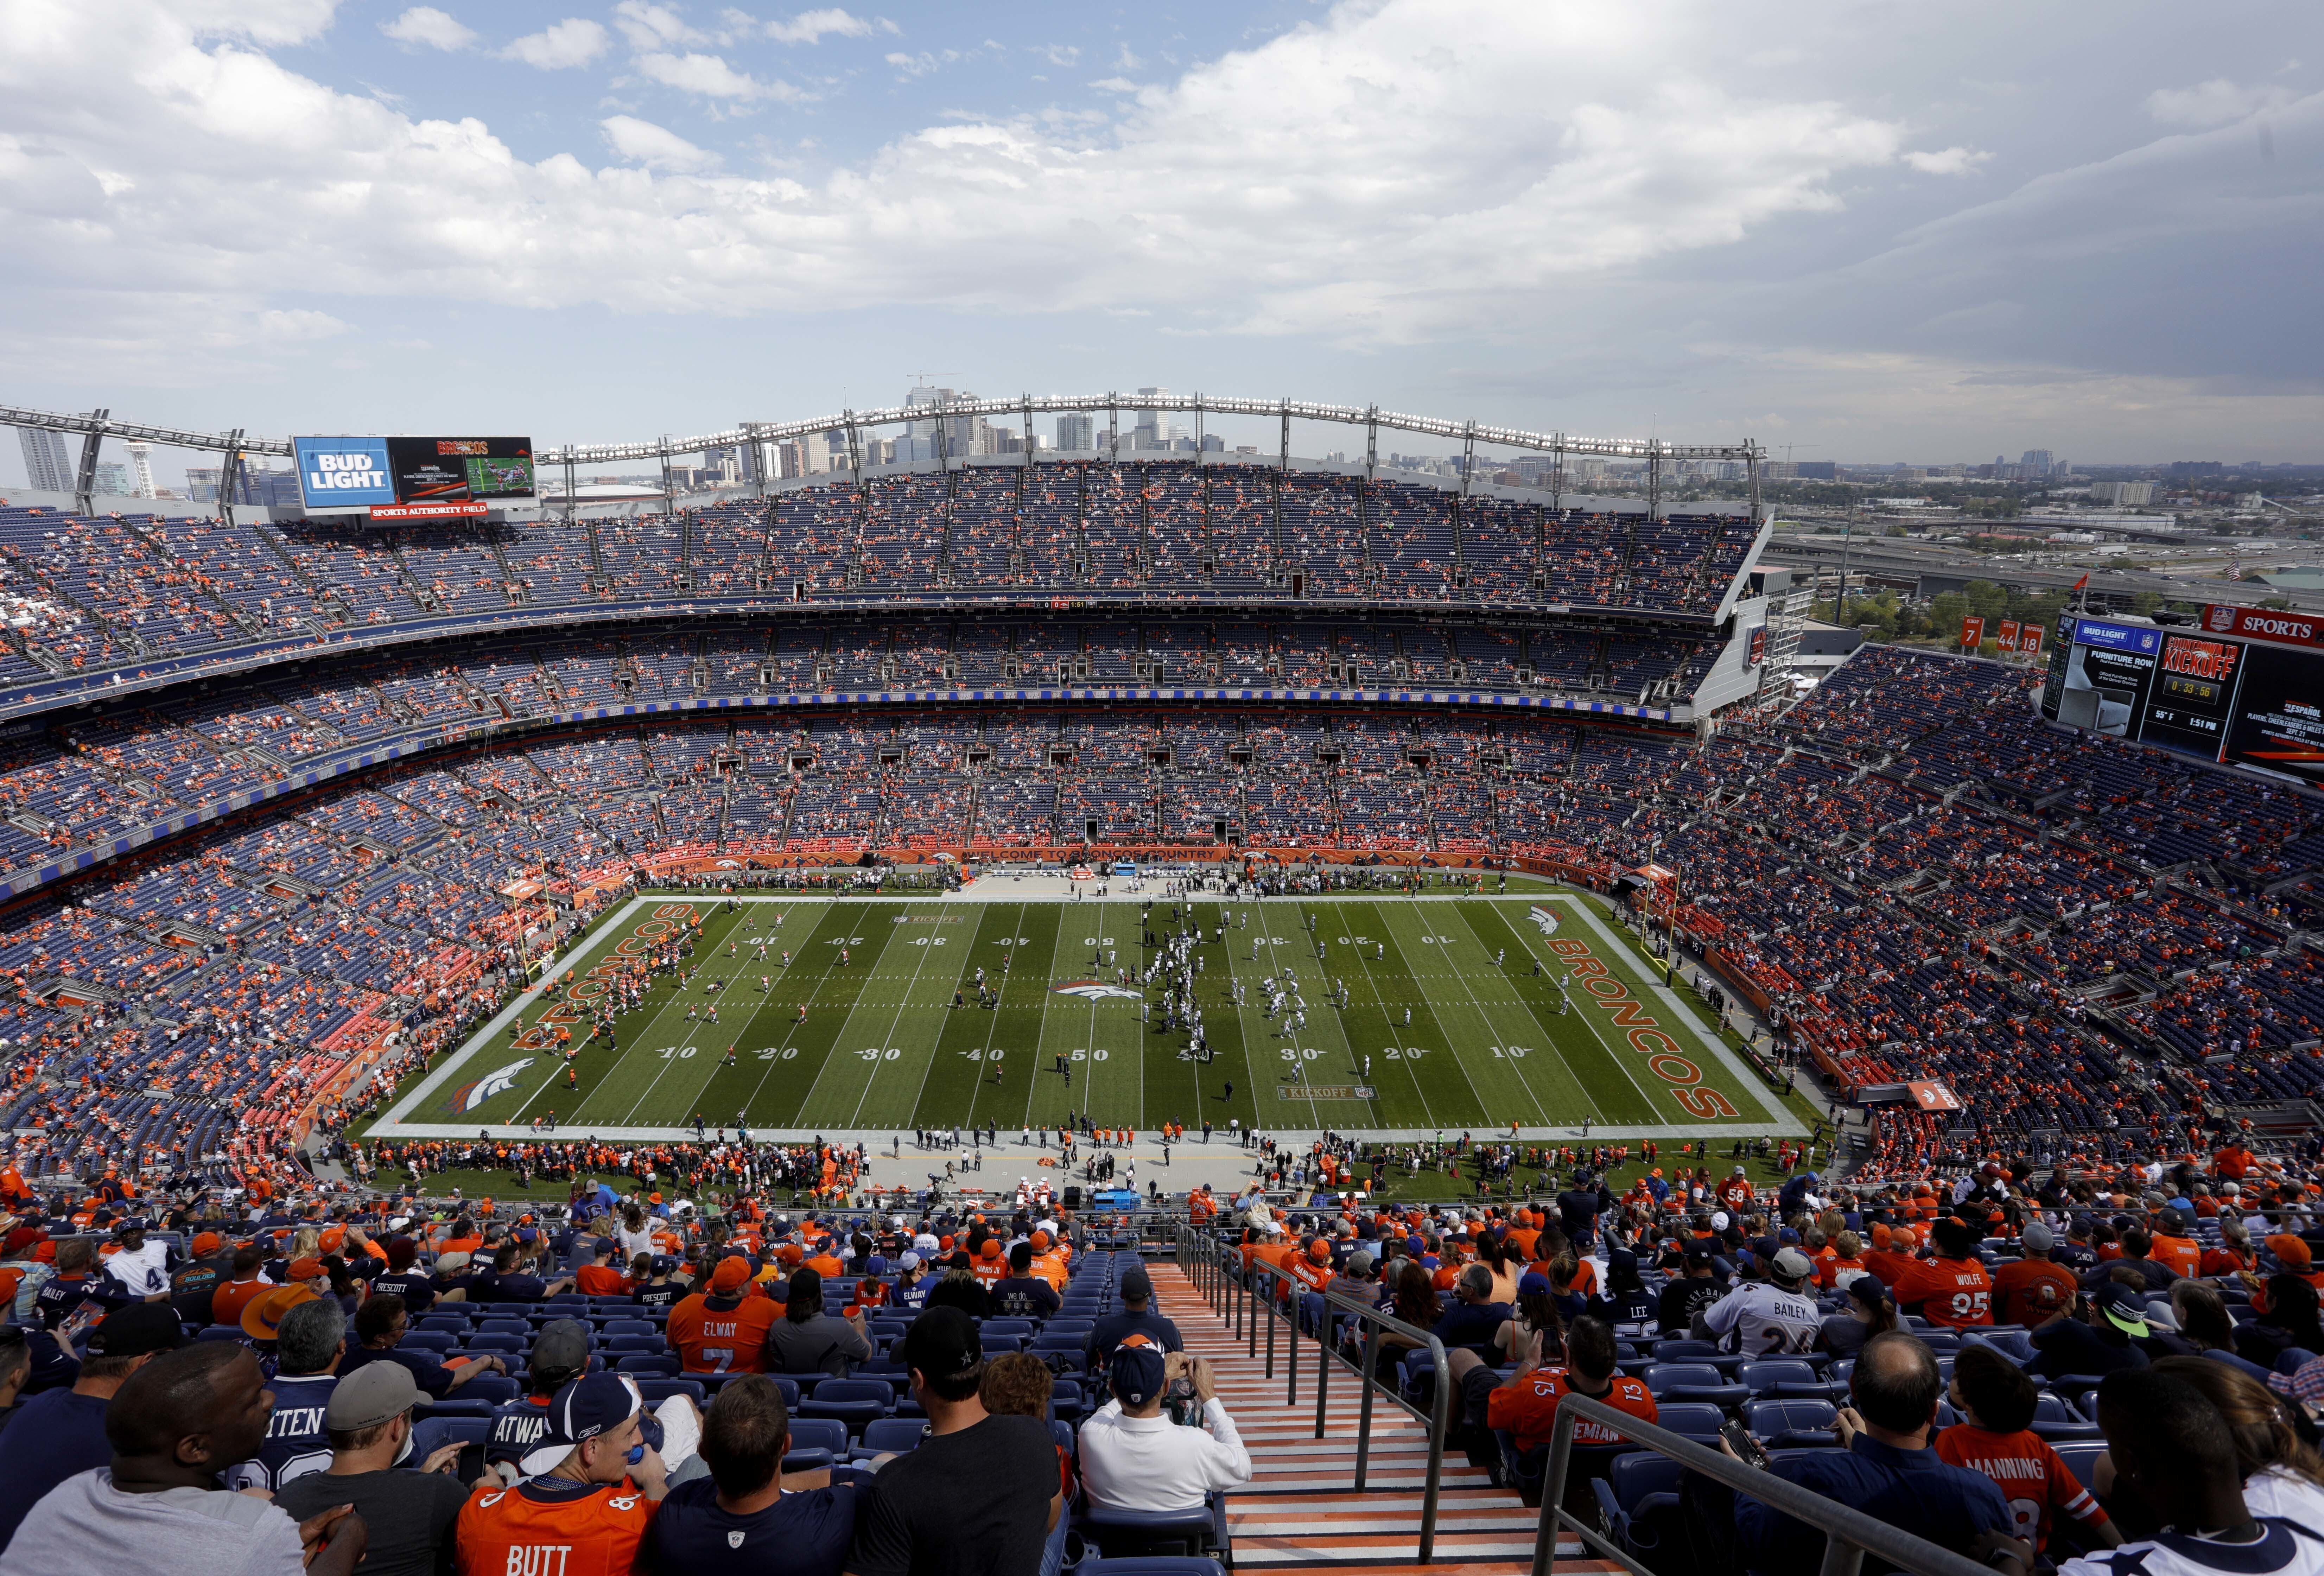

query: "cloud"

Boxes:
[1088, 77, 1139, 93]
[767, 8, 891, 44]
[601, 114, 720, 171]
[884, 52, 939, 78]
[255, 307, 351, 341]
[2145, 78, 2298, 127]
[380, 6, 476, 51]
[612, 0, 704, 51]
[1901, 146, 1989, 175]
[633, 51, 808, 102]
[503, 18, 610, 70]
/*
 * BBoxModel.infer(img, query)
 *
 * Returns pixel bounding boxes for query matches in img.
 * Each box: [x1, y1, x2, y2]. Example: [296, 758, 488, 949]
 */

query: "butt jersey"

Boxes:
[1890, 1255, 1996, 1328]
[666, 1291, 780, 1373]
[226, 1372, 338, 1492]
[455, 1476, 658, 1576]
[1936, 1424, 2109, 1551]
[1698, 1281, 1822, 1355]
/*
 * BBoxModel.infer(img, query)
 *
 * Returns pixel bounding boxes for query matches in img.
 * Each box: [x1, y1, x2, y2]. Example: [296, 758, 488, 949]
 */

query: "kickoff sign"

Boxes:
[293, 436, 396, 510]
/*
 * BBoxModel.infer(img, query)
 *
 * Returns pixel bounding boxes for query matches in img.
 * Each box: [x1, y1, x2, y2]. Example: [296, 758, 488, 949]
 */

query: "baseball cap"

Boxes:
[1771, 1248, 1816, 1282]
[286, 1257, 325, 1283]
[532, 1319, 592, 1377]
[1110, 1339, 1169, 1407]
[191, 1232, 222, 1257]
[1684, 1238, 1719, 1263]
[2266, 1234, 2313, 1270]
[1709, 1211, 1730, 1232]
[2021, 1221, 2055, 1253]
[1344, 1251, 1374, 1278]
[326, 1361, 421, 1431]
[1516, 1270, 1554, 1297]
[901, 1306, 983, 1388]
[521, 1372, 646, 1476]
[898, 1251, 923, 1272]
[89, 1302, 188, 1358]
[710, 1256, 752, 1294]
[2094, 1282, 2150, 1337]
[433, 1250, 472, 1274]
[241, 1284, 318, 1341]
[648, 1256, 675, 1276]
[1120, 1268, 1154, 1300]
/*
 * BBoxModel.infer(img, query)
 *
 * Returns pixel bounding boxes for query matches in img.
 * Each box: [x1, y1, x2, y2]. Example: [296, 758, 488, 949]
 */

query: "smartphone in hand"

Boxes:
[1719, 1420, 1772, 1471]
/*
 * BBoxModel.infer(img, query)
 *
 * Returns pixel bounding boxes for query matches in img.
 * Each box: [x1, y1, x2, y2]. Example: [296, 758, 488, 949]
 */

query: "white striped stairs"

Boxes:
[1148, 1262, 1624, 1575]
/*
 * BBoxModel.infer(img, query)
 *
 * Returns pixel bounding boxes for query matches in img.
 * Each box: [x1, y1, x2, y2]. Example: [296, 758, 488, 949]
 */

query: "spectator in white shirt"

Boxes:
[1079, 1343, 1251, 1514]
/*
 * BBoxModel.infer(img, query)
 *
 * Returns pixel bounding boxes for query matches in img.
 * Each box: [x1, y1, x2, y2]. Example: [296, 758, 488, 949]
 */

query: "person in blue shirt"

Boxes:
[647, 1374, 861, 1576]
[1430, 1266, 1513, 1358]
[1731, 1332, 2013, 1575]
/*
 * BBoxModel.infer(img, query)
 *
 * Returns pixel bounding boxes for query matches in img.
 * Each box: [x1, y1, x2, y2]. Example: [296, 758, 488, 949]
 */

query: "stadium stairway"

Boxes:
[1146, 1262, 1621, 1575]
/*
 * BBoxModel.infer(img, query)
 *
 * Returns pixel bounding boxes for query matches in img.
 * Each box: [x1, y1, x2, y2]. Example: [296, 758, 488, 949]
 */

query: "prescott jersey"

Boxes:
[454, 1475, 658, 1576]
[632, 1282, 683, 1311]
[666, 1292, 780, 1374]
[1486, 1367, 1659, 1454]
[1936, 1424, 2111, 1552]
[226, 1372, 338, 1492]
[1698, 1281, 1822, 1355]
[101, 1241, 172, 1301]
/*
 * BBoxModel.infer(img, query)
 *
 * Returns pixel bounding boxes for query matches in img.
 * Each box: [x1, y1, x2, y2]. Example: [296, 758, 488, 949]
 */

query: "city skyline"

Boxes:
[0, 0, 2318, 483]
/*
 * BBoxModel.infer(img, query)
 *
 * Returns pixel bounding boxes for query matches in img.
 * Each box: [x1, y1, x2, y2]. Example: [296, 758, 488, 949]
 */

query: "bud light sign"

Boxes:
[293, 437, 395, 510]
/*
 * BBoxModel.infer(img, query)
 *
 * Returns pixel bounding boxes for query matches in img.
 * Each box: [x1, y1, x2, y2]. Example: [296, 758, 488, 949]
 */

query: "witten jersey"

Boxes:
[226, 1372, 338, 1492]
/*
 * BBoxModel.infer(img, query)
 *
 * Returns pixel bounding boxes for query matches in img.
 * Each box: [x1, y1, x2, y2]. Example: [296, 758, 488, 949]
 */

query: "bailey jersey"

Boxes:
[666, 1291, 780, 1374]
[454, 1475, 659, 1576]
[34, 1271, 97, 1328]
[488, 1396, 559, 1466]
[226, 1372, 338, 1492]
[1935, 1423, 2109, 1552]
[1698, 1280, 1822, 1356]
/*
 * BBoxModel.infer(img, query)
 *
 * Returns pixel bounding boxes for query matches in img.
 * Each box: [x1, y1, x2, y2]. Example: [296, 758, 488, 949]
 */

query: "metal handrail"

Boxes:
[1535, 1394, 1994, 1576]
[1180, 1225, 1454, 1564]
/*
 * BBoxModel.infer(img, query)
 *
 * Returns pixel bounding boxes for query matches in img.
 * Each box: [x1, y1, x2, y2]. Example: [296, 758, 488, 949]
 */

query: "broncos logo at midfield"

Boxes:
[446, 1056, 534, 1114]
[1051, 981, 1143, 1002]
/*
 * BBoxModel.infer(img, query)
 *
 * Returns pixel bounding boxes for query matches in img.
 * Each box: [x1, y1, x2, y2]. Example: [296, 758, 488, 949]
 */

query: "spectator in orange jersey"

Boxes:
[1889, 1219, 1995, 1329]
[454, 1373, 668, 1576]
[1936, 1345, 2117, 1556]
[667, 1256, 781, 1375]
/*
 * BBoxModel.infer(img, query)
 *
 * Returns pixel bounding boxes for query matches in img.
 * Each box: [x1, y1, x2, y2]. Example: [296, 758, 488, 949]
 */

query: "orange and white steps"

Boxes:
[1146, 1262, 1619, 1574]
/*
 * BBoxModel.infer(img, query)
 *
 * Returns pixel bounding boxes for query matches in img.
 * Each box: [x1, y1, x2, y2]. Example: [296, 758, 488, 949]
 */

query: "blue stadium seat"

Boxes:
[799, 1378, 893, 1434]
[853, 1417, 927, 1459]
[615, 1354, 679, 1377]
[1640, 1364, 1746, 1409]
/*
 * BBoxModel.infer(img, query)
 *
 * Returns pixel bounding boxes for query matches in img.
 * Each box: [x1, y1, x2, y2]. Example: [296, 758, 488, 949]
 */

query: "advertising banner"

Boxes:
[293, 437, 396, 510]
[2140, 634, 2247, 761]
[2054, 621, 2159, 738]
[1960, 615, 1984, 650]
[2201, 604, 2324, 650]
[2222, 642, 2324, 785]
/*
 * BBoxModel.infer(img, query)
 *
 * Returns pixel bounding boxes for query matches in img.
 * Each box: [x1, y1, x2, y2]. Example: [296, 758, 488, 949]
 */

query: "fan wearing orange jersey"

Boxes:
[665, 1257, 781, 1374]
[455, 1372, 669, 1576]
[1888, 1219, 1996, 1329]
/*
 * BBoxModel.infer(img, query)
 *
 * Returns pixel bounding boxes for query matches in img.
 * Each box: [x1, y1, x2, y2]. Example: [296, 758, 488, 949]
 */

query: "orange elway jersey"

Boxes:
[665, 1291, 780, 1374]
[454, 1476, 658, 1576]
[1935, 1424, 2109, 1551]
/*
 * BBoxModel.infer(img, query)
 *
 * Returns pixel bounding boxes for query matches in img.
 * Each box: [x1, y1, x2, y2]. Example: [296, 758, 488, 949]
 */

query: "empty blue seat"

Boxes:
[1590, 1454, 1686, 1560]
[799, 1378, 893, 1434]
[462, 1333, 525, 1355]
[854, 1417, 927, 1458]
[1641, 1364, 1746, 1409]
[785, 1417, 850, 1467]
[398, 1330, 457, 1352]
[635, 1378, 706, 1406]
[1651, 1402, 1726, 1442]
[476, 1320, 532, 1337]
[459, 1376, 520, 1405]
[1742, 1398, 1837, 1446]
[1738, 1359, 1821, 1396]
[602, 1319, 655, 1336]
[616, 1354, 680, 1377]
[606, 1335, 662, 1354]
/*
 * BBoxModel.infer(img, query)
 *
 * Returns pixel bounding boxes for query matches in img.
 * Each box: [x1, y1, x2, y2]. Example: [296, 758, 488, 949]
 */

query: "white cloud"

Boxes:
[0, 0, 1957, 347]
[2145, 78, 2297, 127]
[255, 307, 351, 341]
[766, 8, 886, 44]
[1901, 146, 1990, 175]
[884, 51, 940, 78]
[380, 7, 476, 51]
[601, 114, 719, 171]
[634, 51, 807, 102]
[1088, 76, 1139, 93]
[503, 18, 610, 70]
[612, 1, 705, 51]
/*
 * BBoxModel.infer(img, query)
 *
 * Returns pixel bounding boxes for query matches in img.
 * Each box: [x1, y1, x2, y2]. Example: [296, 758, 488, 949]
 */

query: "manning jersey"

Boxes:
[665, 1291, 780, 1374]
[1936, 1423, 2110, 1551]
[454, 1475, 658, 1576]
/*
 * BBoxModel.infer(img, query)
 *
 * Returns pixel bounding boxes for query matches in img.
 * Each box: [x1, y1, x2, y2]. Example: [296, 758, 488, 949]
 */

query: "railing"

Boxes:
[1176, 1224, 1455, 1563]
[1533, 1394, 1992, 1576]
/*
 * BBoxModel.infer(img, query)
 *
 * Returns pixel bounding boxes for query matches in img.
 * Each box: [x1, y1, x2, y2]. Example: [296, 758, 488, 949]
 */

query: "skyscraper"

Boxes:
[1055, 413, 1095, 452]
[1132, 387, 1168, 450]
[15, 427, 74, 493]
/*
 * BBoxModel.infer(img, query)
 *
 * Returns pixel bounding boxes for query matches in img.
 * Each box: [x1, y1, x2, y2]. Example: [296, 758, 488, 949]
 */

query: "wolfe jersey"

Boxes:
[226, 1372, 338, 1492]
[1486, 1367, 1659, 1454]
[1891, 1257, 1996, 1328]
[1936, 1424, 2109, 1551]
[455, 1476, 658, 1576]
[666, 1292, 779, 1374]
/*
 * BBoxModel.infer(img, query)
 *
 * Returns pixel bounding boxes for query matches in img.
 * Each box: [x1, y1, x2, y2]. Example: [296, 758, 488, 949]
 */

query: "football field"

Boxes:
[368, 886, 1803, 1143]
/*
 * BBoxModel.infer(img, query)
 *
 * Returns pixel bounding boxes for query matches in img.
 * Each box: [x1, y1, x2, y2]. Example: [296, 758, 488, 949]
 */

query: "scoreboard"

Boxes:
[2041, 608, 2324, 787]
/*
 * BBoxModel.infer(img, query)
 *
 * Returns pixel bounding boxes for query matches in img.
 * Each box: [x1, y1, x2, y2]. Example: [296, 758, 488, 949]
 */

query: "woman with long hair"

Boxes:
[1381, 1260, 1441, 1355]
[2151, 1355, 2324, 1525]
[1495, 1270, 1566, 1367]
[767, 1265, 873, 1375]
[1819, 1275, 1896, 1358]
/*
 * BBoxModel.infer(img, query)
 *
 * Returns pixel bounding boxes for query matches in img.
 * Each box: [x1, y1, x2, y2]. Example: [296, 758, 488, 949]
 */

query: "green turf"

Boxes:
[366, 886, 1802, 1141]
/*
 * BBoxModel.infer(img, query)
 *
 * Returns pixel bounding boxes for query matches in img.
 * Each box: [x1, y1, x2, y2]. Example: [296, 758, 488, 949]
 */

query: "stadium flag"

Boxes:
[2019, 626, 2043, 659]
[1959, 615, 1984, 650]
[2071, 572, 2090, 592]
[1996, 619, 2020, 652]
[1905, 1080, 1964, 1112]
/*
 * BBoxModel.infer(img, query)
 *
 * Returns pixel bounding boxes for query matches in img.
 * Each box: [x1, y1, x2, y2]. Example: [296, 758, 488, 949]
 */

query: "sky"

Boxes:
[1, 0, 2320, 487]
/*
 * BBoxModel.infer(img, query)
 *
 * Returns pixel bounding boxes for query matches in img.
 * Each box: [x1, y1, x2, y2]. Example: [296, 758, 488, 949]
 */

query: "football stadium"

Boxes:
[0, 392, 2318, 1576]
